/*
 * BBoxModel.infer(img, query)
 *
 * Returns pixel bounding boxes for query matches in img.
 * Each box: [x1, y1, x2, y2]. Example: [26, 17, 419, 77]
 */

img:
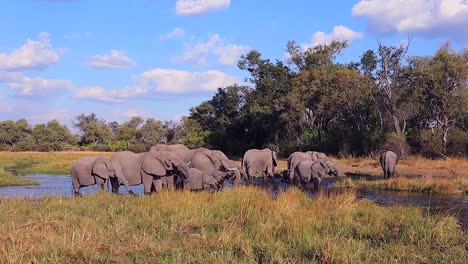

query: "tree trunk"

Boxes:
[441, 120, 449, 156]
[392, 114, 402, 134]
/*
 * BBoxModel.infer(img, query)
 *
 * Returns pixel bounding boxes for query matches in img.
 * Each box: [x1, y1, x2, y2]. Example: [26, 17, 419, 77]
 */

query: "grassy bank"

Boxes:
[331, 156, 468, 194]
[0, 151, 112, 187]
[0, 188, 465, 263]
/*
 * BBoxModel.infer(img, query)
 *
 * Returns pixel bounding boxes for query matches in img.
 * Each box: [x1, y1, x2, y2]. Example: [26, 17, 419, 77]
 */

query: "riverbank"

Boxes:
[0, 152, 467, 194]
[0, 152, 112, 187]
[0, 188, 465, 263]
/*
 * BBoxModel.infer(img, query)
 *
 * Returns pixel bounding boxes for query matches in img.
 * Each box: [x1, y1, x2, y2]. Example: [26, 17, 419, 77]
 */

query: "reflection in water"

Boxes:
[0, 174, 466, 228]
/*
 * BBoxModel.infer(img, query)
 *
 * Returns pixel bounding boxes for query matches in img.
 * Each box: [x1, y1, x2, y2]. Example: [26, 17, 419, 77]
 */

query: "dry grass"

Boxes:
[332, 156, 468, 194]
[0, 188, 465, 263]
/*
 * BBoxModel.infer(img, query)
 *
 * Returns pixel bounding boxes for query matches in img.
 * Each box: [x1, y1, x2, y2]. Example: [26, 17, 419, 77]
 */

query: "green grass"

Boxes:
[0, 188, 465, 263]
[0, 169, 39, 187]
[0, 152, 113, 187]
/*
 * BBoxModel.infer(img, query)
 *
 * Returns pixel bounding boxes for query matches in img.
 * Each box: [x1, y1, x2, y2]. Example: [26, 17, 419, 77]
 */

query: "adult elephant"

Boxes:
[295, 159, 336, 191]
[242, 148, 278, 183]
[190, 148, 246, 186]
[150, 144, 194, 165]
[71, 156, 134, 196]
[380, 150, 398, 179]
[286, 151, 335, 183]
[110, 150, 190, 194]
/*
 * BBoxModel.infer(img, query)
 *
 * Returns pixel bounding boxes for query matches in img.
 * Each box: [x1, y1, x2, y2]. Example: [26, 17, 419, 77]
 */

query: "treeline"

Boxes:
[187, 40, 468, 158]
[1, 40, 467, 157]
[0, 114, 185, 152]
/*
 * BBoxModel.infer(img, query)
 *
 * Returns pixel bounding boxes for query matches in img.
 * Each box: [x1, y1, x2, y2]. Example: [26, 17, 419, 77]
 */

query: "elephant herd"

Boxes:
[71, 144, 398, 196]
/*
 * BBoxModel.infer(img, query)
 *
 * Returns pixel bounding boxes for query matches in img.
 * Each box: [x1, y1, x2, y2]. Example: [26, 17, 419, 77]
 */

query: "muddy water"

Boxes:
[0, 174, 466, 228]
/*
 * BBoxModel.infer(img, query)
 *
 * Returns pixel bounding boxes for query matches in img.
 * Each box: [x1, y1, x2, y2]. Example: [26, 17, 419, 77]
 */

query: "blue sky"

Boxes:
[1, 0, 467, 126]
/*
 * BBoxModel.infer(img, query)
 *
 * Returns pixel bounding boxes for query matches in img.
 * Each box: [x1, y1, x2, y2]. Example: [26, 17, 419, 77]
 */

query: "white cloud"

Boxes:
[214, 44, 250, 66]
[306, 26, 363, 48]
[176, 34, 220, 66]
[0, 33, 62, 71]
[160, 28, 185, 40]
[86, 50, 136, 70]
[175, 34, 249, 67]
[0, 71, 23, 83]
[74, 68, 240, 102]
[6, 75, 73, 97]
[64, 32, 91, 40]
[352, 0, 468, 40]
[176, 0, 230, 15]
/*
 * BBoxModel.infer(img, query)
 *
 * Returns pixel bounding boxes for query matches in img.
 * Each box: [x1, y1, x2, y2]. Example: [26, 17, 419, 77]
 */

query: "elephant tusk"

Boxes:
[185, 161, 191, 166]
[226, 167, 237, 171]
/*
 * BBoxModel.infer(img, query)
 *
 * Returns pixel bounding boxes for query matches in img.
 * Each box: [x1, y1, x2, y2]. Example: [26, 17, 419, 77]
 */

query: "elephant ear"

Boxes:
[141, 155, 166, 176]
[206, 151, 222, 169]
[93, 158, 110, 179]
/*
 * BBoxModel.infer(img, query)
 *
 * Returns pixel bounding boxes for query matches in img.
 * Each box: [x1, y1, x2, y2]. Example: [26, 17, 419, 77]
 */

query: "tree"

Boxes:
[410, 43, 468, 155]
[375, 38, 412, 134]
[0, 119, 32, 149]
[116, 116, 144, 144]
[32, 120, 76, 151]
[139, 118, 163, 145]
[73, 113, 111, 146]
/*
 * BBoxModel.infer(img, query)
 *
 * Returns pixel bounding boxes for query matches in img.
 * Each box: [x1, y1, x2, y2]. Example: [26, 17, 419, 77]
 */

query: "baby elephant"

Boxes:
[380, 150, 398, 179]
[294, 159, 337, 191]
[185, 168, 233, 192]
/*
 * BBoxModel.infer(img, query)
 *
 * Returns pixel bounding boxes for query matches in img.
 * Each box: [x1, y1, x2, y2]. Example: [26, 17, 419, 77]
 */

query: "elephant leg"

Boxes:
[71, 174, 81, 196]
[110, 177, 120, 194]
[166, 175, 175, 190]
[312, 177, 321, 192]
[153, 178, 163, 193]
[95, 177, 106, 193]
[142, 174, 153, 195]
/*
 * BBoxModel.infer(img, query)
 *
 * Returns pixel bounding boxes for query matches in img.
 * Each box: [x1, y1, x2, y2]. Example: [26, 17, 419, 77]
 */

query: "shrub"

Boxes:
[383, 132, 410, 158]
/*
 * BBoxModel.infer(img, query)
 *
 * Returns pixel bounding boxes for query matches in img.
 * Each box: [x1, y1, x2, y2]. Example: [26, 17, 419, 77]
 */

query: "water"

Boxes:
[0, 174, 466, 228]
[0, 174, 143, 197]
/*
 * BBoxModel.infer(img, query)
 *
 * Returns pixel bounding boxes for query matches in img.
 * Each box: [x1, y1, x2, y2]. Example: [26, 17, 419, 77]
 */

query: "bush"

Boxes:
[128, 143, 149, 153]
[107, 140, 128, 152]
[383, 132, 410, 158]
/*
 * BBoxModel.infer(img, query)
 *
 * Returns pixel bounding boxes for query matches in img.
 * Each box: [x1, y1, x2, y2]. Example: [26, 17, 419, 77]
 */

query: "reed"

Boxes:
[0, 188, 464, 263]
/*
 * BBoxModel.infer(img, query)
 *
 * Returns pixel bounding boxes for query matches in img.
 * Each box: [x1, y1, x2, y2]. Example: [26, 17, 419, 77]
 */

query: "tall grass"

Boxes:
[0, 188, 465, 263]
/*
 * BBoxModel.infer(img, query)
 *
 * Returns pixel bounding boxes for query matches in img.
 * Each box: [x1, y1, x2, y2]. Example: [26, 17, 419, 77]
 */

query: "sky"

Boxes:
[0, 0, 467, 126]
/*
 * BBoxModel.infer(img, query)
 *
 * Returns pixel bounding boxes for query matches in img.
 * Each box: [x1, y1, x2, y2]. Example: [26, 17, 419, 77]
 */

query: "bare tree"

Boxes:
[376, 37, 412, 134]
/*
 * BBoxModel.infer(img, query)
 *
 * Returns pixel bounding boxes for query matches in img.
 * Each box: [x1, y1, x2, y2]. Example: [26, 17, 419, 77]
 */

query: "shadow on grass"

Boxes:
[345, 172, 382, 181]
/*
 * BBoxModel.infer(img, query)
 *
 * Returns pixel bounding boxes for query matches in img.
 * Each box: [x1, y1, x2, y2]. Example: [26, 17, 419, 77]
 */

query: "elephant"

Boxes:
[110, 150, 191, 194]
[70, 156, 134, 196]
[190, 148, 246, 186]
[242, 148, 278, 183]
[285, 151, 333, 183]
[150, 144, 194, 165]
[294, 159, 333, 191]
[184, 168, 233, 191]
[380, 150, 398, 179]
